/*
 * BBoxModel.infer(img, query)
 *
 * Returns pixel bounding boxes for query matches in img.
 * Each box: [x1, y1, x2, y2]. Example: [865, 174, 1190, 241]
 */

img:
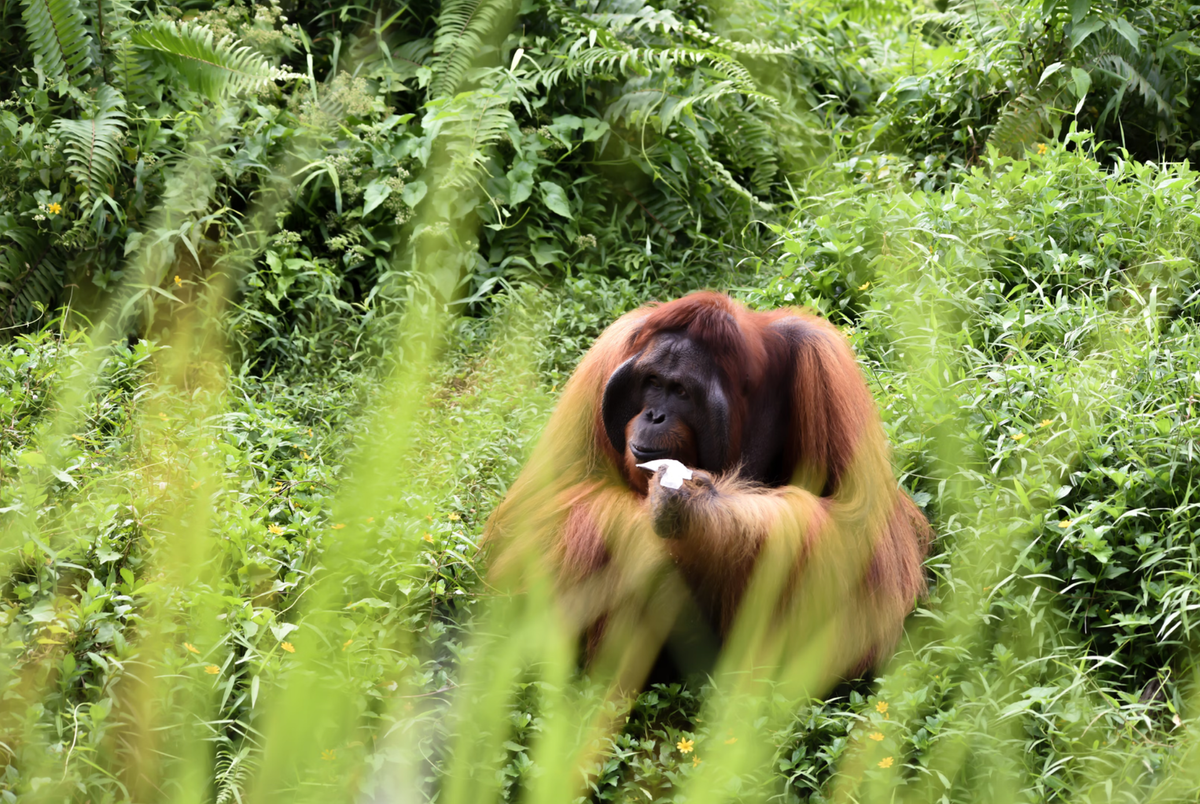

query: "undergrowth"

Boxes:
[3, 0, 1200, 801]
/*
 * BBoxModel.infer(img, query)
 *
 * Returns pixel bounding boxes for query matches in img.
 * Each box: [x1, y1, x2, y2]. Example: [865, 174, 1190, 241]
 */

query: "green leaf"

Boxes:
[1068, 17, 1105, 50]
[1069, 67, 1092, 99]
[540, 181, 573, 219]
[362, 179, 391, 216]
[50, 467, 75, 486]
[429, 0, 514, 97]
[132, 21, 295, 100]
[19, 0, 93, 83]
[18, 451, 46, 466]
[1070, 67, 1091, 114]
[1108, 17, 1139, 51]
[506, 160, 534, 205]
[400, 179, 427, 207]
[1038, 62, 1065, 86]
[581, 118, 609, 141]
[51, 84, 127, 202]
[1173, 41, 1200, 57]
[1068, 0, 1089, 24]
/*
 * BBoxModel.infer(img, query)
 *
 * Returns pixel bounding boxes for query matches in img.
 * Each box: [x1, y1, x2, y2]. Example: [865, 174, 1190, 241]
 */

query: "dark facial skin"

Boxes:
[602, 333, 731, 475]
[626, 336, 709, 463]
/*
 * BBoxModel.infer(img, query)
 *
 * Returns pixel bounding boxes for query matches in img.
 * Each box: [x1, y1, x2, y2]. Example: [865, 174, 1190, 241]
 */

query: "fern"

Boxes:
[0, 230, 63, 333]
[987, 88, 1057, 156]
[132, 21, 298, 100]
[1092, 50, 1174, 123]
[716, 106, 778, 197]
[682, 24, 809, 60]
[213, 746, 256, 804]
[113, 37, 147, 101]
[80, 0, 131, 78]
[429, 0, 515, 98]
[678, 124, 773, 211]
[52, 84, 126, 201]
[425, 85, 516, 188]
[542, 44, 776, 109]
[946, 0, 1010, 42]
[19, 0, 94, 83]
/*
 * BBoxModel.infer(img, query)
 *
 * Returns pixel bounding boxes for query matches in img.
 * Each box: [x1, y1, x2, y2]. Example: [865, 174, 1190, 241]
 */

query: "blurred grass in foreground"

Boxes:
[4, 2, 1200, 798]
[5, 133, 1200, 803]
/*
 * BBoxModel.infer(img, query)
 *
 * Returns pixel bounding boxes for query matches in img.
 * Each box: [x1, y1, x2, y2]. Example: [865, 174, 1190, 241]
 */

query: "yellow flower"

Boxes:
[191, 480, 201, 490]
[204, 665, 220, 675]
[1037, 143, 1048, 155]
[858, 281, 870, 291]
[692, 755, 702, 767]
[878, 756, 894, 769]
[423, 533, 434, 543]
[1039, 419, 1052, 428]
[1011, 433, 1026, 441]
[174, 275, 182, 287]
[724, 737, 737, 745]
[331, 523, 346, 530]
[302, 451, 311, 460]
[72, 434, 83, 441]
[425, 514, 433, 522]
[321, 749, 336, 761]
[677, 738, 694, 754]
[184, 642, 200, 654]
[875, 701, 888, 714]
[366, 516, 375, 523]
[47, 202, 62, 214]
[342, 639, 353, 651]
[281, 642, 295, 653]
[158, 412, 168, 421]
[1058, 520, 1072, 528]
[869, 732, 884, 741]
[1007, 235, 1016, 241]
[448, 513, 460, 521]
[307, 428, 313, 436]
[268, 524, 284, 535]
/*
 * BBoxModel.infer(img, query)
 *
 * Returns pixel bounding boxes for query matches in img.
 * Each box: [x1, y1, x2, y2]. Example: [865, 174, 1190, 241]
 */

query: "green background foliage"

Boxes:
[3, 0, 1200, 801]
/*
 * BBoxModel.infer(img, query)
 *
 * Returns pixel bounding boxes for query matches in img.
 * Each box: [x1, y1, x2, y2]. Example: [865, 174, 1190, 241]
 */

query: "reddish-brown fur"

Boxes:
[485, 292, 931, 684]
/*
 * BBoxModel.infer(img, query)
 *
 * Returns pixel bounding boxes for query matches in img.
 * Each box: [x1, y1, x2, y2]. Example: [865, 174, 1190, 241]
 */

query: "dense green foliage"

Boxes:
[4, 0, 1200, 801]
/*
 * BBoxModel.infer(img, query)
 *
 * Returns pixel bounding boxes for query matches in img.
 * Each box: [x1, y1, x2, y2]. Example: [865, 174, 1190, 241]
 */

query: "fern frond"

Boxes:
[429, 0, 514, 98]
[132, 21, 299, 100]
[393, 38, 433, 71]
[542, 43, 776, 108]
[682, 24, 808, 59]
[425, 86, 516, 188]
[113, 37, 148, 101]
[1093, 52, 1174, 120]
[0, 230, 64, 333]
[20, 0, 94, 83]
[717, 105, 778, 197]
[987, 88, 1056, 156]
[52, 84, 127, 201]
[213, 747, 256, 804]
[678, 125, 773, 210]
[606, 72, 769, 131]
[81, 0, 131, 70]
[947, 0, 1009, 40]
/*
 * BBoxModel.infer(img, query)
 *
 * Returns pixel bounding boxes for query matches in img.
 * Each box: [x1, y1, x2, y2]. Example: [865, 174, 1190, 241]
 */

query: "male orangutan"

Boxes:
[485, 292, 930, 686]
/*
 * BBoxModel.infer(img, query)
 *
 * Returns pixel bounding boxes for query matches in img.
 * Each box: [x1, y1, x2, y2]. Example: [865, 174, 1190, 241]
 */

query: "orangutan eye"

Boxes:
[647, 376, 661, 388]
[674, 386, 688, 399]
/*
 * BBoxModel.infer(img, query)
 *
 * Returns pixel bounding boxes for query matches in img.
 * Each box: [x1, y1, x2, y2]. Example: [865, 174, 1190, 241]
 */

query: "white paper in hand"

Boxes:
[636, 459, 694, 489]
